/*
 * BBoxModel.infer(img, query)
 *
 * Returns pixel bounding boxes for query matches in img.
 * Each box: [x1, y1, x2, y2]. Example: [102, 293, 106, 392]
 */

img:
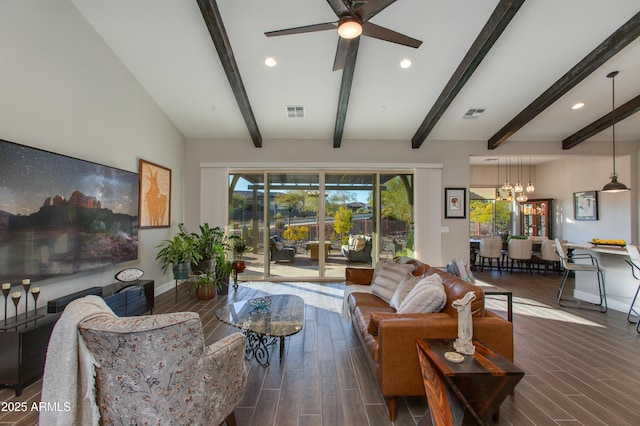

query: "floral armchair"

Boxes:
[78, 311, 247, 426]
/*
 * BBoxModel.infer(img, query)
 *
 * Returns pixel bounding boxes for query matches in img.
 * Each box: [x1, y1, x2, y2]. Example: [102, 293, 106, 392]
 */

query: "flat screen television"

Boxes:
[0, 139, 139, 283]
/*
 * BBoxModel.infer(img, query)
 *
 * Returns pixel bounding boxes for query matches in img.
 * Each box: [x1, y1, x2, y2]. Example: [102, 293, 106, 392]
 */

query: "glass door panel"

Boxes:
[267, 173, 320, 278]
[380, 174, 413, 259]
[228, 174, 265, 281]
[325, 173, 375, 276]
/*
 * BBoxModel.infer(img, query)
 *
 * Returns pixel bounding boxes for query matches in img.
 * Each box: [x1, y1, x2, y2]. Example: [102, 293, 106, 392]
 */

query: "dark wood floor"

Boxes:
[2, 269, 640, 425]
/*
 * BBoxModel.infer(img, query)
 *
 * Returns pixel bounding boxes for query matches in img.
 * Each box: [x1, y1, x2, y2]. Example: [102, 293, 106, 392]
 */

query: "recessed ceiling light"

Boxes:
[265, 57, 277, 67]
[400, 58, 412, 69]
[572, 102, 585, 110]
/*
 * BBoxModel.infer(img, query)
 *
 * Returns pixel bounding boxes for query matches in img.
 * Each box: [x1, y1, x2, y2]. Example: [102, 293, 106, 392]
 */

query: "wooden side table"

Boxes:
[416, 338, 524, 426]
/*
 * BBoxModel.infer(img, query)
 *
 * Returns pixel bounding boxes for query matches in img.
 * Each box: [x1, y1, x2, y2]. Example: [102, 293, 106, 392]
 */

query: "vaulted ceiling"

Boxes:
[71, 0, 640, 150]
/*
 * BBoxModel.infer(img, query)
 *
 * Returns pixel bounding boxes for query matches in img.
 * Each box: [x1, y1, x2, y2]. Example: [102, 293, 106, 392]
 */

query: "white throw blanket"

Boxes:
[40, 295, 115, 426]
[342, 285, 373, 322]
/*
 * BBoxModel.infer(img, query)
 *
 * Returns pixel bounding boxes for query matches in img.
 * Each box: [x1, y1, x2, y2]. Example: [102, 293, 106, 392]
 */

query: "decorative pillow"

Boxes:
[370, 258, 388, 285]
[371, 261, 414, 303]
[275, 241, 283, 251]
[389, 275, 423, 310]
[397, 274, 447, 314]
[349, 235, 367, 251]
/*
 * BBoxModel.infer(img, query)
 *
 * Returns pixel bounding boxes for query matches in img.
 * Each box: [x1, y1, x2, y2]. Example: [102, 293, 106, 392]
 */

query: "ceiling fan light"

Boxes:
[400, 58, 412, 69]
[338, 18, 362, 39]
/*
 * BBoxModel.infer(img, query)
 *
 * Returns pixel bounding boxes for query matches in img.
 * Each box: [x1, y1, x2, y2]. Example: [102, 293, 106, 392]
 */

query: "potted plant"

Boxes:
[230, 236, 248, 286]
[215, 253, 233, 295]
[192, 268, 221, 300]
[156, 232, 202, 280]
[183, 223, 226, 274]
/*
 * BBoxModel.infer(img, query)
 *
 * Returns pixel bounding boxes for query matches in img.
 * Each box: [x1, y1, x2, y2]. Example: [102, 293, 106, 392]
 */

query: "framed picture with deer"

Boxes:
[139, 159, 171, 228]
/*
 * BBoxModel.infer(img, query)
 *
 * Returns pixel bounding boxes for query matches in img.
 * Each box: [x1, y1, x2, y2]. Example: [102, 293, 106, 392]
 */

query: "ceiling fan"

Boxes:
[264, 0, 422, 71]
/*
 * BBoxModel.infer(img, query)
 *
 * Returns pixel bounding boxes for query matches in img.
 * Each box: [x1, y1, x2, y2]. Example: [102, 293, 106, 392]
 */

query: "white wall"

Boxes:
[470, 153, 636, 244]
[0, 0, 185, 316]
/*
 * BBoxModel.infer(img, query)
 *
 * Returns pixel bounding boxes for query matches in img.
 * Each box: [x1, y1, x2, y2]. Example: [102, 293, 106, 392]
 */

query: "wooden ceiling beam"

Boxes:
[333, 37, 360, 148]
[488, 11, 640, 150]
[563, 93, 640, 149]
[197, 0, 262, 147]
[411, 0, 525, 149]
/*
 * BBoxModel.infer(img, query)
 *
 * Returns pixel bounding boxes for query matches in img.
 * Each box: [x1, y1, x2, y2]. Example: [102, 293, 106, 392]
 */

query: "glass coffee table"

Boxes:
[216, 294, 304, 366]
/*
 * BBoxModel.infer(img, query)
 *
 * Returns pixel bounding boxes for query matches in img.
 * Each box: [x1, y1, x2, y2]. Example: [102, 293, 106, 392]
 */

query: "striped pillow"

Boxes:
[371, 261, 414, 303]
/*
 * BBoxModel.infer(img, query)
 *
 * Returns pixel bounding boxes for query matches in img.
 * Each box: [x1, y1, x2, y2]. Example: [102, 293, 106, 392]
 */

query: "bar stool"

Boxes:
[624, 245, 640, 333]
[554, 238, 606, 312]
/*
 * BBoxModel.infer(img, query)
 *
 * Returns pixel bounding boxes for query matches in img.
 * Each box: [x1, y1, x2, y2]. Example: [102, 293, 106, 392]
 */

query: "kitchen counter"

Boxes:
[565, 242, 636, 313]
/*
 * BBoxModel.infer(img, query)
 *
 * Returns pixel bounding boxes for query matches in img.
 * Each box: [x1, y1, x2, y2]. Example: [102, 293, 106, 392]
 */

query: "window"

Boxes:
[469, 188, 510, 238]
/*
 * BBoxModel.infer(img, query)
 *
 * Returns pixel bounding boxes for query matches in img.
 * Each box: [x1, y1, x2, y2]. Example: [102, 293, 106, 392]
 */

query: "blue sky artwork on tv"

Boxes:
[0, 139, 139, 282]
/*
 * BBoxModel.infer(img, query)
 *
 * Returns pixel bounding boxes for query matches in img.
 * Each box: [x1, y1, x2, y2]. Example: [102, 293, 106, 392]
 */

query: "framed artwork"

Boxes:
[445, 188, 466, 219]
[574, 190, 598, 221]
[139, 159, 171, 228]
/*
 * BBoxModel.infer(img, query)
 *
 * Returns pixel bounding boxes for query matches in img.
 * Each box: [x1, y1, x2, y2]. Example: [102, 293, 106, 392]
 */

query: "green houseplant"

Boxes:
[156, 232, 202, 279]
[215, 253, 233, 295]
[192, 268, 221, 300]
[181, 223, 226, 274]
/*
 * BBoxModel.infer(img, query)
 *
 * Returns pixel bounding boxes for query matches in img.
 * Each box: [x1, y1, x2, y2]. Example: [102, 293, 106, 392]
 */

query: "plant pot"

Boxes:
[193, 257, 215, 275]
[232, 260, 246, 274]
[172, 262, 190, 280]
[217, 277, 230, 295]
[195, 286, 216, 300]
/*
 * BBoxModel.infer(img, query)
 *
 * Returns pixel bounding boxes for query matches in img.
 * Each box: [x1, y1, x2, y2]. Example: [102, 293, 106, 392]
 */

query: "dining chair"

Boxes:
[554, 238, 606, 312]
[624, 244, 640, 333]
[539, 239, 561, 275]
[507, 238, 533, 274]
[479, 237, 502, 273]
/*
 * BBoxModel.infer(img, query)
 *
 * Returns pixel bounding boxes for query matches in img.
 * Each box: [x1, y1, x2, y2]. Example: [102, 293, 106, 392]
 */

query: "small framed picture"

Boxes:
[445, 188, 466, 219]
[574, 190, 598, 221]
[139, 159, 171, 228]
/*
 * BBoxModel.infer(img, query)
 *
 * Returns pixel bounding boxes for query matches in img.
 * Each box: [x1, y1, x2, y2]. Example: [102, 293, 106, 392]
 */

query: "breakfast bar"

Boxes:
[566, 243, 637, 313]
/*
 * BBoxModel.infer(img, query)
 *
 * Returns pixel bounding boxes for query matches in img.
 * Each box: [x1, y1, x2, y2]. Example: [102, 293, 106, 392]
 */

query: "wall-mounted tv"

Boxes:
[0, 139, 139, 283]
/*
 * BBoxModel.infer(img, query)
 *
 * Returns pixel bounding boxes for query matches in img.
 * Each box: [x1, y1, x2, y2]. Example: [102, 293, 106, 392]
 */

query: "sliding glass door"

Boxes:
[229, 170, 413, 280]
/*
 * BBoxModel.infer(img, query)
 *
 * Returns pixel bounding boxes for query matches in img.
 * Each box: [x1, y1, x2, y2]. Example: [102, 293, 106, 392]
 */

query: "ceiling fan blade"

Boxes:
[326, 0, 350, 17]
[333, 37, 353, 71]
[354, 0, 397, 22]
[265, 22, 336, 37]
[361, 22, 422, 48]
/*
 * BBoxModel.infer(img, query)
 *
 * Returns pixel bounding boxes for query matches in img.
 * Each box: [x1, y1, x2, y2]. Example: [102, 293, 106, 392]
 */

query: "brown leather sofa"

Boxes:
[345, 259, 514, 421]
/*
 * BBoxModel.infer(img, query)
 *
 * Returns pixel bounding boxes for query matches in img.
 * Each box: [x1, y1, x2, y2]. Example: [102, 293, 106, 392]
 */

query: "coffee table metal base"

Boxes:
[244, 331, 285, 367]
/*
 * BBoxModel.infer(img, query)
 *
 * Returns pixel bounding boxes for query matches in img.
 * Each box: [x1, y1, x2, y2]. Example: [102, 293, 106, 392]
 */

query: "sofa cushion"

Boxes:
[348, 292, 391, 313]
[371, 261, 414, 303]
[389, 275, 423, 310]
[426, 268, 485, 317]
[367, 311, 450, 336]
[397, 274, 447, 314]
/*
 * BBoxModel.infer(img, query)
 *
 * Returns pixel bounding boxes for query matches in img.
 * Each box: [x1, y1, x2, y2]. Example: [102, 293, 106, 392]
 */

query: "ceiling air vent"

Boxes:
[462, 108, 486, 119]
[286, 105, 305, 118]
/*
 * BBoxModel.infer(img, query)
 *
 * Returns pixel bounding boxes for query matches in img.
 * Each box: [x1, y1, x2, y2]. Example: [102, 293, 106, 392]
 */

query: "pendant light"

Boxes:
[496, 158, 503, 201]
[526, 156, 535, 193]
[514, 157, 524, 193]
[602, 70, 629, 192]
[501, 157, 513, 191]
